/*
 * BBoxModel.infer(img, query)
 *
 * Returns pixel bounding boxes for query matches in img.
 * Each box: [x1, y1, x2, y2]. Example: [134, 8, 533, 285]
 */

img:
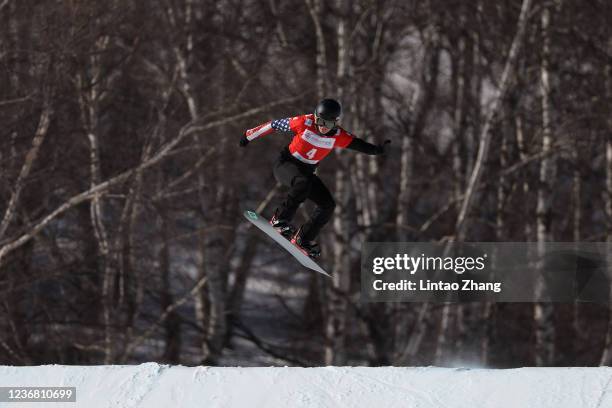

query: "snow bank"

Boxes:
[1, 363, 611, 408]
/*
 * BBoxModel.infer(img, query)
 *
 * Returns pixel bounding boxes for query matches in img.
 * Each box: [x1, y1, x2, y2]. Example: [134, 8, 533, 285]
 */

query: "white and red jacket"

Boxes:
[245, 114, 356, 165]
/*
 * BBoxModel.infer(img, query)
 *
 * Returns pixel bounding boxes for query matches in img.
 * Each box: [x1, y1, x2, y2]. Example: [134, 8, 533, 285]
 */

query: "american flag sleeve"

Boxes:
[245, 118, 292, 142]
[270, 118, 292, 132]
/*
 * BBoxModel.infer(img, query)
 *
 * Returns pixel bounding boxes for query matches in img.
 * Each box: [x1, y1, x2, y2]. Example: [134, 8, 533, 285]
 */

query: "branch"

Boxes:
[454, 0, 533, 240]
[0, 95, 302, 266]
[418, 139, 569, 235]
[0, 94, 33, 107]
[122, 276, 208, 359]
[0, 104, 52, 240]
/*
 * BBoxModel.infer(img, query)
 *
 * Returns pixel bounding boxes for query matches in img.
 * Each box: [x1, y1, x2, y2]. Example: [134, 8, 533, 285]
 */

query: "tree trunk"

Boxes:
[515, 113, 533, 240]
[437, 12, 468, 364]
[534, 4, 556, 367]
[0, 104, 52, 240]
[194, 221, 210, 361]
[325, 0, 351, 365]
[158, 205, 181, 364]
[398, 21, 441, 363]
[571, 138, 582, 358]
[437, 0, 532, 366]
[481, 130, 508, 366]
[304, 0, 328, 97]
[600, 134, 612, 365]
[454, 0, 533, 241]
[599, 45, 612, 365]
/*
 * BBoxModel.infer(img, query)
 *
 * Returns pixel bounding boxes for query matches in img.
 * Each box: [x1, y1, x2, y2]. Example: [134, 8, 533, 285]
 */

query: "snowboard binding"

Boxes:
[270, 213, 296, 239]
[244, 210, 330, 276]
[291, 227, 321, 259]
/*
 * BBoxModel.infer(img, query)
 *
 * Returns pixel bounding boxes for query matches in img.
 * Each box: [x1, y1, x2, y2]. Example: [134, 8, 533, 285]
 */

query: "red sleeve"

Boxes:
[334, 128, 355, 148]
[289, 115, 306, 133]
[245, 115, 305, 142]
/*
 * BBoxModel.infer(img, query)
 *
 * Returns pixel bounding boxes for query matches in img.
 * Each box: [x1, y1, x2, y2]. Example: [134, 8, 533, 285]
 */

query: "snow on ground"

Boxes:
[1, 364, 612, 408]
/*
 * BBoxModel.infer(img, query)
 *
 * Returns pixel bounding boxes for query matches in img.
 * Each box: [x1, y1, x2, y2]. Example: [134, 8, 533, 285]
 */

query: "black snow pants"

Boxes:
[273, 148, 336, 242]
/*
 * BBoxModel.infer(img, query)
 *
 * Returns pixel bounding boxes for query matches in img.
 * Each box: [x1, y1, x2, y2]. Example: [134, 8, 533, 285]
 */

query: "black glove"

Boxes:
[376, 139, 391, 155]
[239, 134, 249, 147]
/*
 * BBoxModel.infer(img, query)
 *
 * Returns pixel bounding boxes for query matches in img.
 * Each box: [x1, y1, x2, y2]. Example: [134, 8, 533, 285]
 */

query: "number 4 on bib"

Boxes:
[306, 148, 317, 159]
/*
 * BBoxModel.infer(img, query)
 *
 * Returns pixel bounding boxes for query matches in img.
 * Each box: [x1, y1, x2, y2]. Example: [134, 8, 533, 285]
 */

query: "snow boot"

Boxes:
[270, 212, 296, 239]
[291, 227, 321, 259]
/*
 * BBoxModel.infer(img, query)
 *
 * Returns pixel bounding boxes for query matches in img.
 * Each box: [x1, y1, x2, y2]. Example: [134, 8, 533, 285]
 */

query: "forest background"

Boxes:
[0, 0, 611, 367]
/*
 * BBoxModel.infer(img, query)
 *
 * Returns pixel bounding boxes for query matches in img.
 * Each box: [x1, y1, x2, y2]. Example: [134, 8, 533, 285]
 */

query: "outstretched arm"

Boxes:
[240, 118, 293, 147]
[346, 138, 391, 155]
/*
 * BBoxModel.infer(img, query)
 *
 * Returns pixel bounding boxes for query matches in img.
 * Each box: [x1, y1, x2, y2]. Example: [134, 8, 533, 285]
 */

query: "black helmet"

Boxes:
[314, 98, 342, 128]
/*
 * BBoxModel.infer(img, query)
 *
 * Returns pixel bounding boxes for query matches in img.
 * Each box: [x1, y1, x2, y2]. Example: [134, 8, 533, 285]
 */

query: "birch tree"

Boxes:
[435, 0, 533, 365]
[534, 3, 556, 366]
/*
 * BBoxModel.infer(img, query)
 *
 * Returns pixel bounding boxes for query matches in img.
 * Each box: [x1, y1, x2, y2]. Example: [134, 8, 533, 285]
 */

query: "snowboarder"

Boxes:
[240, 98, 390, 258]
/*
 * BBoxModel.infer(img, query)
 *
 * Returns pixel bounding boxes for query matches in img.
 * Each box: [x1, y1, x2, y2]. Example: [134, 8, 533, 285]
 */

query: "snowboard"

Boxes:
[243, 210, 330, 277]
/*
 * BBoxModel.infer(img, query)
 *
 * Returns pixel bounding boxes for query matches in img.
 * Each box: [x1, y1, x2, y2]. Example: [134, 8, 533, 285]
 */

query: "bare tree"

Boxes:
[1, 0, 610, 368]
[534, 3, 556, 366]
[454, 0, 533, 241]
[599, 42, 612, 365]
[436, 0, 533, 365]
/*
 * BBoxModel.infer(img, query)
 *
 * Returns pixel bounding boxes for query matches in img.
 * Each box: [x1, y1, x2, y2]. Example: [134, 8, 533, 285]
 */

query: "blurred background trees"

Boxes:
[0, 0, 611, 367]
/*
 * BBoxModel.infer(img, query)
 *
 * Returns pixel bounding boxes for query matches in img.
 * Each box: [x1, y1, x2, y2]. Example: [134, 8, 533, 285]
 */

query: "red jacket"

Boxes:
[245, 114, 354, 165]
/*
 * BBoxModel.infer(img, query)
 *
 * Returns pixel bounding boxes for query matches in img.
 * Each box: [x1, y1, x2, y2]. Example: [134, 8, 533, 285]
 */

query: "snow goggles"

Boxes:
[314, 115, 339, 129]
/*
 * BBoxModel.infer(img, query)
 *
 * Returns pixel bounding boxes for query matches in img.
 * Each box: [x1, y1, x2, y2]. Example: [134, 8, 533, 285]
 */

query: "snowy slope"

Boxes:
[1, 364, 611, 408]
